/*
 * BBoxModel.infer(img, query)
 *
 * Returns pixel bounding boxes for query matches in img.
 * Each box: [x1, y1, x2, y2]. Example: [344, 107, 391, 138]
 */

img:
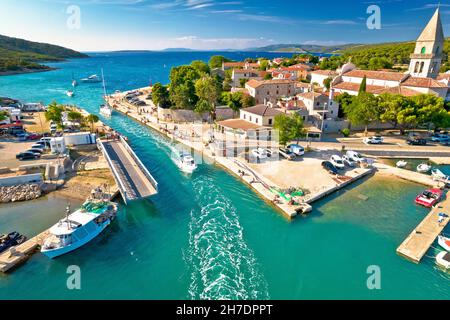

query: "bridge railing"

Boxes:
[97, 139, 129, 204]
[119, 135, 159, 192]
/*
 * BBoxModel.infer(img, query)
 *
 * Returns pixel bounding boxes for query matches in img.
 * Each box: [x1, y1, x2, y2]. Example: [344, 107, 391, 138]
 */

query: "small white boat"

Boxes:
[396, 160, 408, 168]
[100, 104, 112, 117]
[80, 74, 102, 83]
[72, 80, 77, 87]
[436, 251, 450, 270]
[66, 90, 74, 97]
[41, 200, 117, 259]
[438, 235, 450, 252]
[176, 152, 197, 174]
[432, 169, 450, 181]
[417, 163, 432, 173]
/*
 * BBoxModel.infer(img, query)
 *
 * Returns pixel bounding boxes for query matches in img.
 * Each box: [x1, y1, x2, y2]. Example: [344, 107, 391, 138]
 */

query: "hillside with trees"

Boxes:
[320, 38, 450, 72]
[0, 34, 88, 75]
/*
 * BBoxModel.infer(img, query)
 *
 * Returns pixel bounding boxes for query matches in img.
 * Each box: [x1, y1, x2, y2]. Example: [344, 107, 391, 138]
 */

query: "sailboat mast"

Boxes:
[101, 68, 107, 98]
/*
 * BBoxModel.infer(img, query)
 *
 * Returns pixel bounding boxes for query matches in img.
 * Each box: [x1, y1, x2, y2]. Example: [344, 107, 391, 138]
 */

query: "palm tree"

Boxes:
[85, 114, 99, 133]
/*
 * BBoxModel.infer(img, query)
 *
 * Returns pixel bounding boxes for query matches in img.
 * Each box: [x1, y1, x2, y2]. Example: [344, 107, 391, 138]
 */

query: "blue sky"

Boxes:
[0, 0, 448, 51]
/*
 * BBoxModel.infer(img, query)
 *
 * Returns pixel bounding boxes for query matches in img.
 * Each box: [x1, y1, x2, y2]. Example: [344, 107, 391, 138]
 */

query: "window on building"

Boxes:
[421, 47, 426, 54]
[419, 62, 425, 73]
[436, 46, 440, 54]
[250, 116, 252, 122]
[243, 114, 246, 120]
[414, 62, 420, 73]
[316, 102, 320, 106]
[256, 118, 259, 124]
[268, 118, 273, 125]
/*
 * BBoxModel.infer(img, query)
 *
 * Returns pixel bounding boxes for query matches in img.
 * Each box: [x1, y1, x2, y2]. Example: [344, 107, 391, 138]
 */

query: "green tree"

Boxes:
[0, 111, 8, 122]
[195, 75, 221, 120]
[358, 76, 367, 95]
[378, 93, 413, 133]
[344, 92, 380, 135]
[241, 94, 256, 109]
[85, 114, 99, 133]
[169, 66, 201, 109]
[221, 91, 243, 114]
[67, 111, 83, 122]
[264, 73, 273, 80]
[335, 92, 354, 118]
[45, 102, 65, 127]
[208, 55, 230, 69]
[323, 78, 332, 90]
[274, 113, 306, 146]
[259, 59, 269, 71]
[191, 60, 210, 74]
[152, 83, 171, 108]
[239, 78, 249, 88]
[413, 94, 450, 129]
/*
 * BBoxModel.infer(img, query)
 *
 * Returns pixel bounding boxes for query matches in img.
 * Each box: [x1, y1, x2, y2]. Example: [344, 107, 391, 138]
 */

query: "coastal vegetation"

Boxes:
[320, 38, 450, 71]
[151, 55, 257, 114]
[45, 102, 99, 131]
[274, 113, 306, 146]
[0, 34, 87, 74]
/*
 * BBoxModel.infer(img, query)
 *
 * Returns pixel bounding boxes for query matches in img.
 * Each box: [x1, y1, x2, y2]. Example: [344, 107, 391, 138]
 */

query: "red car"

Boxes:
[415, 188, 444, 208]
[26, 133, 42, 141]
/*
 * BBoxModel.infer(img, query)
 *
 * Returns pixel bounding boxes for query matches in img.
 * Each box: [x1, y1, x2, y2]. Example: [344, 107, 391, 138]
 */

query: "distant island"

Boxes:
[0, 34, 88, 76]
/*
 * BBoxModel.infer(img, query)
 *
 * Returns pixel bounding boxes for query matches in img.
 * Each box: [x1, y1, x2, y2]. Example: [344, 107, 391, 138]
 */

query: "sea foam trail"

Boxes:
[185, 176, 269, 300]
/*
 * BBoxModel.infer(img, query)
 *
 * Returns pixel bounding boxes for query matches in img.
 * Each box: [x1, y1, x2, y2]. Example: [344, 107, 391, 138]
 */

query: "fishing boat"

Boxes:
[66, 90, 74, 98]
[41, 199, 118, 259]
[414, 188, 443, 208]
[0, 232, 27, 254]
[80, 74, 102, 83]
[436, 251, 450, 270]
[396, 160, 408, 168]
[417, 163, 432, 173]
[99, 69, 113, 117]
[176, 152, 197, 174]
[438, 235, 450, 251]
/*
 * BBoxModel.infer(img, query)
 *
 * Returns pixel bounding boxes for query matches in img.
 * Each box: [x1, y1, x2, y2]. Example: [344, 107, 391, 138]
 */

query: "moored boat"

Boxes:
[396, 160, 408, 168]
[432, 168, 450, 182]
[66, 90, 74, 97]
[80, 74, 102, 83]
[0, 232, 27, 254]
[417, 163, 432, 173]
[41, 199, 118, 259]
[436, 251, 450, 270]
[438, 235, 450, 251]
[415, 188, 443, 208]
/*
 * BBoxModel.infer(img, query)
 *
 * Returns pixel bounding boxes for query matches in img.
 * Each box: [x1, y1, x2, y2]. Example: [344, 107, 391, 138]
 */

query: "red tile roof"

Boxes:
[242, 105, 284, 116]
[402, 77, 448, 88]
[245, 79, 294, 89]
[342, 69, 407, 82]
[311, 70, 338, 76]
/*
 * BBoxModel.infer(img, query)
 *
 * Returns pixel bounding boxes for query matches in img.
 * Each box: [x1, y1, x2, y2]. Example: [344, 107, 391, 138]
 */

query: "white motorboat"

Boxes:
[176, 152, 197, 174]
[436, 251, 450, 270]
[66, 90, 74, 97]
[80, 74, 102, 83]
[417, 163, 432, 173]
[100, 104, 112, 117]
[432, 169, 450, 181]
[41, 200, 117, 259]
[438, 235, 450, 252]
[72, 80, 77, 87]
[396, 160, 408, 168]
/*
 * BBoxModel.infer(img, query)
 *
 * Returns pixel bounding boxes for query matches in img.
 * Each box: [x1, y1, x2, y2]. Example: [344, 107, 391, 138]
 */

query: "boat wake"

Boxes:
[184, 176, 269, 300]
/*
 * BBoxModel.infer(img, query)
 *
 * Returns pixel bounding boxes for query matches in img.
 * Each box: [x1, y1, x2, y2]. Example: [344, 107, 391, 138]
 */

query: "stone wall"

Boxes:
[0, 183, 42, 203]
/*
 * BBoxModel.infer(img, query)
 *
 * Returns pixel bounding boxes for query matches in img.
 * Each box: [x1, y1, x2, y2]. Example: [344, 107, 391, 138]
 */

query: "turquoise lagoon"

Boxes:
[0, 52, 449, 299]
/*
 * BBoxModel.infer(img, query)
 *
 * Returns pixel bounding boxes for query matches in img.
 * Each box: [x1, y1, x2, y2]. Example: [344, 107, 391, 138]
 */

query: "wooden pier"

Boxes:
[397, 196, 450, 264]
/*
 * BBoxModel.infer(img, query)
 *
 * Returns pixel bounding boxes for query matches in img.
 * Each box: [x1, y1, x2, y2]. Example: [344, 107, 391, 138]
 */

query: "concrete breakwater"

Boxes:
[0, 183, 42, 203]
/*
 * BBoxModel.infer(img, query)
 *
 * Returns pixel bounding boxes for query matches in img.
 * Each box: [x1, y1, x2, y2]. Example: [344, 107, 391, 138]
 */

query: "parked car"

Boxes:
[251, 148, 268, 160]
[346, 151, 365, 163]
[287, 144, 305, 156]
[330, 155, 345, 169]
[439, 139, 450, 146]
[26, 133, 42, 141]
[31, 143, 46, 150]
[363, 136, 384, 144]
[322, 161, 338, 175]
[16, 151, 40, 160]
[17, 133, 30, 141]
[431, 133, 449, 142]
[134, 100, 147, 107]
[342, 155, 356, 167]
[279, 148, 296, 161]
[27, 149, 43, 156]
[407, 137, 427, 146]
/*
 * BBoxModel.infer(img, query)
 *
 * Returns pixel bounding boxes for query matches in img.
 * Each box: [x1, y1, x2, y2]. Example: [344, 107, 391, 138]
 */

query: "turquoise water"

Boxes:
[0, 52, 449, 299]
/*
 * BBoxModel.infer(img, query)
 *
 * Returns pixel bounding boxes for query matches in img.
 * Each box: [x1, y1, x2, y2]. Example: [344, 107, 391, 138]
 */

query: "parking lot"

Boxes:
[0, 140, 52, 169]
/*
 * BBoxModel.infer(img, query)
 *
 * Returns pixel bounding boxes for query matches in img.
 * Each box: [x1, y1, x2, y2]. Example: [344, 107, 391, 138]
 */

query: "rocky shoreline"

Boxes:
[0, 184, 42, 203]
